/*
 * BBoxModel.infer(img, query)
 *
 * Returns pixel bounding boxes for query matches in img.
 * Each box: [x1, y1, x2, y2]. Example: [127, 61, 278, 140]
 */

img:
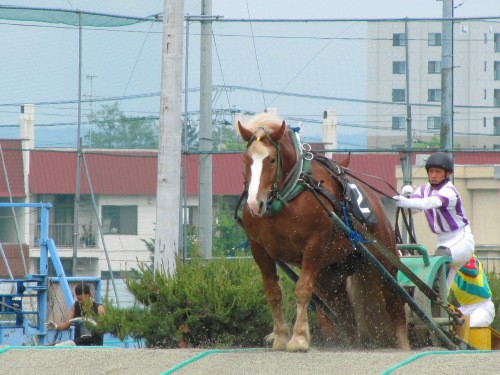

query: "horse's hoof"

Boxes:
[286, 337, 309, 352]
[272, 337, 288, 351]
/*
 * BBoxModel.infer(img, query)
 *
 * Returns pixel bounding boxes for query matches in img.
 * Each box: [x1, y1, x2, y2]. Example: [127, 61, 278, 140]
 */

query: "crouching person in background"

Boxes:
[45, 283, 105, 346]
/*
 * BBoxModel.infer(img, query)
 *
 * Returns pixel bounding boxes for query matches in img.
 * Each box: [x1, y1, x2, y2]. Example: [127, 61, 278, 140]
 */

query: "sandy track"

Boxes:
[1, 346, 498, 375]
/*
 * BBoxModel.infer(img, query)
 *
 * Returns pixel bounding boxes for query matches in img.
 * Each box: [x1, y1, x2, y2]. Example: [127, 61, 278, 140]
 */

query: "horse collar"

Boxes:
[267, 129, 309, 215]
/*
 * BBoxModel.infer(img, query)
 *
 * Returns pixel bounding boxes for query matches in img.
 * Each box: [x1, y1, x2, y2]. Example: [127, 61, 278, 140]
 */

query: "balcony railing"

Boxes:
[32, 223, 97, 248]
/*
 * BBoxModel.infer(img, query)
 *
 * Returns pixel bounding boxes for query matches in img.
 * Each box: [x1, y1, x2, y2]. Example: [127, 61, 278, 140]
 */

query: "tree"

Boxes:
[213, 124, 246, 152]
[212, 196, 248, 257]
[84, 103, 158, 149]
[413, 136, 460, 149]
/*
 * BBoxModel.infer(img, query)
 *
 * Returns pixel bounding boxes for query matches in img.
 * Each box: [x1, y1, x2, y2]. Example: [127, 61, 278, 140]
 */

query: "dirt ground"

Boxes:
[1, 346, 498, 375]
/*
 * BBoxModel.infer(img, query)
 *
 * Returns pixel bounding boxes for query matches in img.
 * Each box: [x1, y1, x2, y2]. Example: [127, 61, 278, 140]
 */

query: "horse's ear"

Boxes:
[237, 121, 253, 142]
[270, 121, 287, 142]
[339, 152, 351, 168]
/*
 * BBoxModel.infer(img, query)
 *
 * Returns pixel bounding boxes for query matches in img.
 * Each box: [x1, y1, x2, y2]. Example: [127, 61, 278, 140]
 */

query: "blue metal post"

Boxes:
[48, 239, 75, 309]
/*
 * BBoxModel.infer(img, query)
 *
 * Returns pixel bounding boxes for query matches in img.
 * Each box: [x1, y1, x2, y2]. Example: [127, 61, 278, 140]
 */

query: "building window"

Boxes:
[495, 89, 500, 107]
[428, 61, 441, 74]
[495, 118, 500, 135]
[484, 33, 488, 44]
[393, 33, 406, 46]
[392, 116, 406, 130]
[495, 33, 500, 52]
[392, 89, 406, 102]
[427, 116, 441, 130]
[495, 61, 500, 80]
[484, 61, 487, 72]
[484, 89, 487, 100]
[101, 205, 138, 235]
[428, 33, 442, 46]
[392, 61, 406, 74]
[428, 89, 442, 102]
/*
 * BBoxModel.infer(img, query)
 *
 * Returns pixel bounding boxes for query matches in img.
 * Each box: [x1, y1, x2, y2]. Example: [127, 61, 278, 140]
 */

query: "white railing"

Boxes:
[31, 223, 97, 248]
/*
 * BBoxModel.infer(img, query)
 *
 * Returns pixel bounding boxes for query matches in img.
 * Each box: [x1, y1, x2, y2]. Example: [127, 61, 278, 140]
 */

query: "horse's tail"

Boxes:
[264, 332, 275, 343]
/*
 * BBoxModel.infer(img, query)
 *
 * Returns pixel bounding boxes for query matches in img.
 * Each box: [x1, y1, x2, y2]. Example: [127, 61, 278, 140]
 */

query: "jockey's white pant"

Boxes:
[458, 299, 496, 328]
[435, 225, 475, 288]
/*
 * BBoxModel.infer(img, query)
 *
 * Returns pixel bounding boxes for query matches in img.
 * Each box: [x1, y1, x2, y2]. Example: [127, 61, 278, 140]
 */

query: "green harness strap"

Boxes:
[268, 130, 312, 215]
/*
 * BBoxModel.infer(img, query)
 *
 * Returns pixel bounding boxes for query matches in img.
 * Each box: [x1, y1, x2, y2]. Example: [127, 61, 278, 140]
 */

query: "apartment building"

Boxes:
[367, 19, 500, 149]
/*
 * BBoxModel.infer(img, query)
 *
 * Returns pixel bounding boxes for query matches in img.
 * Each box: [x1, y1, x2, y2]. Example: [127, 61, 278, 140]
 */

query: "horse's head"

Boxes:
[236, 113, 288, 217]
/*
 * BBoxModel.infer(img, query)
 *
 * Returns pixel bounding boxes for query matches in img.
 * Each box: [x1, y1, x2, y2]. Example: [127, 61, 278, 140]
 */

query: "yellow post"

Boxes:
[469, 327, 492, 350]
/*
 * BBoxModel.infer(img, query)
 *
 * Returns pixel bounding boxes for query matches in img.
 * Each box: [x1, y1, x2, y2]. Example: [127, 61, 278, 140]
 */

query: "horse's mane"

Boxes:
[235, 112, 284, 136]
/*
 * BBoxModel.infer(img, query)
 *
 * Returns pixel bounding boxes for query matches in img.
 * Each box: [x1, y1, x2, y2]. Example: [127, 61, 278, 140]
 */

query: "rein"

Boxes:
[342, 167, 399, 200]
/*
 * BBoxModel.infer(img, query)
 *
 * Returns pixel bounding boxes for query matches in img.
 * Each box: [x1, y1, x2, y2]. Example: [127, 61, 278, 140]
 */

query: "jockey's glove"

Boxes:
[401, 185, 414, 197]
[393, 195, 412, 208]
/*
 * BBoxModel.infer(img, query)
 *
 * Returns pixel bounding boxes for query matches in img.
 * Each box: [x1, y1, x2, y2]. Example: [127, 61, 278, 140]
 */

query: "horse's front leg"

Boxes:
[287, 266, 317, 352]
[264, 271, 290, 351]
[251, 245, 290, 350]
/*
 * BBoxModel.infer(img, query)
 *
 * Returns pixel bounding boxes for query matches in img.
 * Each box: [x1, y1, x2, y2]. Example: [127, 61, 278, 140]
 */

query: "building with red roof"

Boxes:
[1, 135, 499, 277]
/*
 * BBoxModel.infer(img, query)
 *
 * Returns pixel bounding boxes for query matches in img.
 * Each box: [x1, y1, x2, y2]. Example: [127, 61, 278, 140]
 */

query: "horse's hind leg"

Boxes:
[380, 273, 411, 350]
[349, 264, 410, 350]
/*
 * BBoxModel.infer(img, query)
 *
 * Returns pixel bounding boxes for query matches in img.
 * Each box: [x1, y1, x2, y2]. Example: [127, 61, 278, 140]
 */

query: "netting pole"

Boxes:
[72, 11, 83, 276]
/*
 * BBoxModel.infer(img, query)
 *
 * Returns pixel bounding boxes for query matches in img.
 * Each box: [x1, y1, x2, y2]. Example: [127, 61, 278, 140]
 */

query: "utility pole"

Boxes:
[199, 0, 213, 258]
[155, 0, 184, 274]
[72, 11, 83, 276]
[403, 18, 412, 188]
[402, 19, 414, 243]
[441, 0, 454, 151]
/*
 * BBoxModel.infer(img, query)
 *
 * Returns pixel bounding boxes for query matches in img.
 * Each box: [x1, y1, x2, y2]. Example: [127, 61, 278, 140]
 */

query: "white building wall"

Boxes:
[367, 20, 500, 149]
[96, 195, 155, 273]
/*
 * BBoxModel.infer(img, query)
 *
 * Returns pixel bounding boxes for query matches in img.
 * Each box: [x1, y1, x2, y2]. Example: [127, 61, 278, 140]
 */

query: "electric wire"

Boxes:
[244, 0, 267, 110]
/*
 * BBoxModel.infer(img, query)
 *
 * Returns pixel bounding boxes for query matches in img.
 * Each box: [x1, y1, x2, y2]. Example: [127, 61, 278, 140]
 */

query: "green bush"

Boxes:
[488, 271, 500, 331]
[99, 256, 302, 348]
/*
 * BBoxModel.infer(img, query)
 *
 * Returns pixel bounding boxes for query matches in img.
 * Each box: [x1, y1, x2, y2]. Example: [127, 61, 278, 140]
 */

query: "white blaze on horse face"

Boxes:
[247, 143, 269, 216]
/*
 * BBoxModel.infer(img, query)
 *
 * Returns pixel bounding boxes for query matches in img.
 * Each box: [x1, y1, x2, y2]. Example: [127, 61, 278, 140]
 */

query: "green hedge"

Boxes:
[98, 256, 304, 348]
[488, 272, 499, 331]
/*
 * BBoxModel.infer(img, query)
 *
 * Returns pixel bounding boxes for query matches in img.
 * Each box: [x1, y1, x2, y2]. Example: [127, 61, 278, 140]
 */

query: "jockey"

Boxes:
[393, 152, 474, 289]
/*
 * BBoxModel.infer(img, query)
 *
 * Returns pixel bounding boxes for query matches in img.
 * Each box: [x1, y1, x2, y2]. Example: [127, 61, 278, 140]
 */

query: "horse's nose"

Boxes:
[247, 198, 266, 217]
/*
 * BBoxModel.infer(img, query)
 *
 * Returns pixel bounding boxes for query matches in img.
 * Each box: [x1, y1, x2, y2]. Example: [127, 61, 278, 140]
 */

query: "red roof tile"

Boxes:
[0, 145, 497, 198]
[0, 140, 25, 198]
[30, 150, 158, 195]
[29, 150, 246, 196]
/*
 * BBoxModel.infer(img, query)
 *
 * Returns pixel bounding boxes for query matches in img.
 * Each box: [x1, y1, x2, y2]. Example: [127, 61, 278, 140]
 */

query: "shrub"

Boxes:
[99, 255, 302, 348]
[488, 271, 499, 331]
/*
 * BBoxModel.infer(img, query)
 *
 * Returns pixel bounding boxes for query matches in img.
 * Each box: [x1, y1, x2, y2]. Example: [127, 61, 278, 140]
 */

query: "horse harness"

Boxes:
[234, 127, 375, 233]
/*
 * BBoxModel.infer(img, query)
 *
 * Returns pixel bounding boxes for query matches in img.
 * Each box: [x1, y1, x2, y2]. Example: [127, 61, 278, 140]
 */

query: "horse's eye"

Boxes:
[269, 158, 276, 164]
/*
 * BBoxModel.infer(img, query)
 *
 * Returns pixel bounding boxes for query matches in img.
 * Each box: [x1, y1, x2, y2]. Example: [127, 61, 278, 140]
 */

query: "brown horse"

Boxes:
[236, 112, 410, 352]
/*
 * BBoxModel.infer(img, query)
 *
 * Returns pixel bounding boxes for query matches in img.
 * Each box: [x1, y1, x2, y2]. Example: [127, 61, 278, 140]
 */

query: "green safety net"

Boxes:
[0, 5, 161, 27]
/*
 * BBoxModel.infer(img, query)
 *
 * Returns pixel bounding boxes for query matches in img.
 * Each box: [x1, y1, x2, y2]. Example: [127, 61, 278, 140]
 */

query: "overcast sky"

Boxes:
[3, 0, 500, 19]
[2, 0, 499, 147]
